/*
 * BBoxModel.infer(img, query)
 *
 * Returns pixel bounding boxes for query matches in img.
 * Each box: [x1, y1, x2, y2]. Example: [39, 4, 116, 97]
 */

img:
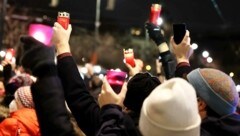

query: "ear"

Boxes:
[197, 97, 207, 119]
[198, 97, 207, 111]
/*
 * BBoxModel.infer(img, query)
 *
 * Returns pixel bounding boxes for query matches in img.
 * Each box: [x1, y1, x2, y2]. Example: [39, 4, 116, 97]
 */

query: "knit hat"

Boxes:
[139, 78, 201, 136]
[6, 73, 33, 95]
[14, 86, 34, 108]
[124, 72, 160, 113]
[187, 68, 239, 116]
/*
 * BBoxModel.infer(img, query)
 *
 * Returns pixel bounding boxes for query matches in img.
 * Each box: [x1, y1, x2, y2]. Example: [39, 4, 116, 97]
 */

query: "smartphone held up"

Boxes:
[106, 70, 127, 94]
[173, 23, 186, 44]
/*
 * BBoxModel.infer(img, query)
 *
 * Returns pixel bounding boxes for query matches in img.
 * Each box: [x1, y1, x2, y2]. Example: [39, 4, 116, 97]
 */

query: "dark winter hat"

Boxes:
[187, 68, 239, 116]
[124, 72, 161, 113]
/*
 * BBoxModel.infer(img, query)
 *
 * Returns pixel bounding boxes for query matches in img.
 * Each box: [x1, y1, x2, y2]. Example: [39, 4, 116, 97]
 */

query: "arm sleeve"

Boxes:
[159, 51, 176, 79]
[3, 64, 15, 85]
[31, 64, 75, 136]
[175, 62, 193, 80]
[57, 56, 100, 136]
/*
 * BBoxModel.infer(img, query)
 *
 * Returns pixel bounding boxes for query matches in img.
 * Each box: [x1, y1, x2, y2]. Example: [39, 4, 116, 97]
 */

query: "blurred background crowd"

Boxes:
[0, 0, 239, 136]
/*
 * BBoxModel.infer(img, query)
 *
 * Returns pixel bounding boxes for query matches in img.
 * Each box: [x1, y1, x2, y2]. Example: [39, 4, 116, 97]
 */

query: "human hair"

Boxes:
[0, 105, 9, 122]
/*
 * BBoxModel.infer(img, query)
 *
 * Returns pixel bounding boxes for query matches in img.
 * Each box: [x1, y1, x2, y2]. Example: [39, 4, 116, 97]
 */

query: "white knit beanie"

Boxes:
[14, 86, 34, 109]
[139, 78, 201, 136]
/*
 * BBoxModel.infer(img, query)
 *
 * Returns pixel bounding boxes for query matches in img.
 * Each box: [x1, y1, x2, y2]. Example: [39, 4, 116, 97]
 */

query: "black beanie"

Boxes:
[124, 72, 161, 113]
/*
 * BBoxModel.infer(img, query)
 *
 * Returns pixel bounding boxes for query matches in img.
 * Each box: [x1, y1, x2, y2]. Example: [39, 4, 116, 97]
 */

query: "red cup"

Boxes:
[57, 12, 70, 30]
[123, 49, 135, 67]
[106, 70, 127, 94]
[149, 4, 162, 25]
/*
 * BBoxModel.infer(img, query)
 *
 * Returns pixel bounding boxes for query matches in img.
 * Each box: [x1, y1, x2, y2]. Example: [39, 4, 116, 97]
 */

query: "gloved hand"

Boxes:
[145, 22, 166, 45]
[20, 36, 55, 75]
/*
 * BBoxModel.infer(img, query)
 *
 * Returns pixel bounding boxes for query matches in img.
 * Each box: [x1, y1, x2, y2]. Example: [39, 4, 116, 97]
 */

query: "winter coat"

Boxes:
[0, 108, 40, 136]
[201, 113, 240, 136]
[30, 64, 76, 136]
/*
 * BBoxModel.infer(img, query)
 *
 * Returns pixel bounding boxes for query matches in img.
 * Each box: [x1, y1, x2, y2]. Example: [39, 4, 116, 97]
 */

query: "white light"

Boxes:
[11, 57, 16, 64]
[157, 17, 163, 26]
[50, 0, 59, 7]
[98, 74, 104, 80]
[5, 52, 13, 60]
[0, 65, 3, 71]
[115, 68, 121, 72]
[229, 72, 234, 77]
[94, 65, 102, 73]
[123, 59, 126, 63]
[202, 51, 209, 58]
[0, 51, 6, 58]
[207, 57, 213, 63]
[236, 85, 240, 92]
[33, 31, 46, 44]
[146, 65, 152, 71]
[191, 43, 198, 50]
[80, 67, 88, 74]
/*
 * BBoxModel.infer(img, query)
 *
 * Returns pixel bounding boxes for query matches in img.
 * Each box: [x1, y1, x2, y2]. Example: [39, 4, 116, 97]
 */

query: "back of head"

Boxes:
[124, 72, 160, 113]
[14, 86, 34, 109]
[139, 78, 201, 136]
[187, 68, 239, 116]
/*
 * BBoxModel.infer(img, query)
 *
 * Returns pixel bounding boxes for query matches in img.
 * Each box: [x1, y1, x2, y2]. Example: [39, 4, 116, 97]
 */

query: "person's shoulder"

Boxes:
[223, 113, 240, 121]
[0, 117, 19, 131]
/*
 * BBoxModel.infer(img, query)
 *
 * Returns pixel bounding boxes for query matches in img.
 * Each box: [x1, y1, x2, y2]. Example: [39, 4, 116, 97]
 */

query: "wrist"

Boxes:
[176, 58, 189, 64]
[56, 43, 71, 55]
[158, 42, 169, 53]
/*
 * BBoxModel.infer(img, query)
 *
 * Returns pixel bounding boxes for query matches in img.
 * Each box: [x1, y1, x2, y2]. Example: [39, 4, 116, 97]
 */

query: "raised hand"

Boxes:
[125, 59, 143, 77]
[52, 22, 72, 55]
[98, 77, 127, 108]
[170, 30, 193, 64]
[145, 22, 165, 45]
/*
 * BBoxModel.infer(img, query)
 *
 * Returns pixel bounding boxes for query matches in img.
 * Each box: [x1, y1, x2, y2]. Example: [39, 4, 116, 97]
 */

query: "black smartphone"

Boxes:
[173, 23, 186, 44]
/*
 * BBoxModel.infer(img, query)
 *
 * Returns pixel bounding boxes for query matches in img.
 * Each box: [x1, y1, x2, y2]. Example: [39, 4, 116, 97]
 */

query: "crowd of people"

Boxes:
[0, 19, 239, 136]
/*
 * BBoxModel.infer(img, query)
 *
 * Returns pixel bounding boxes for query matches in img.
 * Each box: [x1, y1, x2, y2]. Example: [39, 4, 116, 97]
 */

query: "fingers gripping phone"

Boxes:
[173, 23, 186, 44]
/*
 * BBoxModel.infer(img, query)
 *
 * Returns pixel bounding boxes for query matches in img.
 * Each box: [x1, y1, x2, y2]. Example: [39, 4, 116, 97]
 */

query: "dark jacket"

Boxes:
[201, 113, 240, 136]
[175, 62, 240, 136]
[97, 104, 140, 136]
[159, 51, 176, 79]
[57, 54, 139, 136]
[31, 64, 76, 136]
[174, 62, 192, 79]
